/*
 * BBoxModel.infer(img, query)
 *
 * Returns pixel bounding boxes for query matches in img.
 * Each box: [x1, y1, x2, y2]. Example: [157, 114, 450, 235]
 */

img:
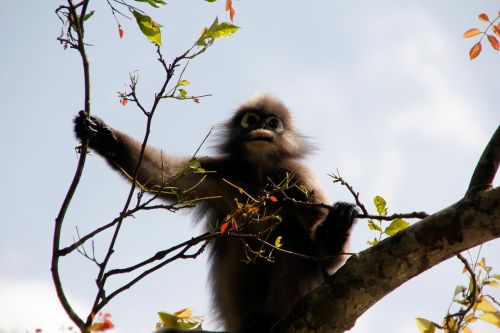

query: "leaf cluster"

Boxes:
[416, 255, 500, 333]
[366, 195, 410, 246]
[463, 11, 500, 60]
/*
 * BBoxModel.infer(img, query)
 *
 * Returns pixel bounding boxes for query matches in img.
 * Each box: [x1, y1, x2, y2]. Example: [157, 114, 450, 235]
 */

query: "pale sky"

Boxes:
[0, 1, 498, 333]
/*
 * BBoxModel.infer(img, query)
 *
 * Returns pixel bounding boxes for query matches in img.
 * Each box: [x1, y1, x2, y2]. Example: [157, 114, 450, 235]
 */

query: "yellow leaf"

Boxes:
[480, 312, 500, 327]
[478, 13, 490, 22]
[475, 297, 496, 312]
[487, 280, 500, 288]
[275, 236, 283, 248]
[487, 35, 499, 51]
[462, 327, 472, 333]
[463, 28, 481, 38]
[174, 308, 193, 318]
[469, 42, 482, 60]
[415, 318, 437, 333]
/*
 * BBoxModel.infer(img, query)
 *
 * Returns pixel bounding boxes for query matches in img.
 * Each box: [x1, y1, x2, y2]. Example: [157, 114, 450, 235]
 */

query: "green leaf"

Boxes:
[196, 17, 239, 46]
[83, 10, 95, 21]
[205, 0, 217, 2]
[367, 220, 382, 232]
[135, 0, 167, 8]
[189, 158, 201, 169]
[415, 318, 437, 333]
[178, 89, 188, 97]
[374, 195, 388, 216]
[367, 238, 379, 246]
[384, 218, 409, 236]
[178, 80, 190, 86]
[132, 10, 162, 46]
[157, 310, 204, 330]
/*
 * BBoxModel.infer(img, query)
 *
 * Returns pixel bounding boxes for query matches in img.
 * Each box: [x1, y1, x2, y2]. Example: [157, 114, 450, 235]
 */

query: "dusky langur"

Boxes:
[74, 94, 357, 333]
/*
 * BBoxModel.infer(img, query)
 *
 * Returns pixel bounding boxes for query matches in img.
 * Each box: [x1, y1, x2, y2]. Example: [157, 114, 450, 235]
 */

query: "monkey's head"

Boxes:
[217, 94, 311, 165]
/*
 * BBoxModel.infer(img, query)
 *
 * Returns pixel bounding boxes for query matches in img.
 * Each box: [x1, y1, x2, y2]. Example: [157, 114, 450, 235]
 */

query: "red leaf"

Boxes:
[229, 7, 235, 22]
[118, 24, 124, 38]
[120, 97, 128, 106]
[463, 28, 481, 38]
[487, 34, 499, 50]
[220, 221, 229, 234]
[193, 97, 200, 104]
[225, 0, 235, 22]
[91, 313, 114, 332]
[231, 218, 238, 231]
[269, 195, 278, 202]
[478, 13, 489, 22]
[469, 42, 482, 60]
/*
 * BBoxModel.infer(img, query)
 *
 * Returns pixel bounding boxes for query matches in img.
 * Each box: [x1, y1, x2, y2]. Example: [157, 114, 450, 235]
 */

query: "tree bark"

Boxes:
[274, 125, 500, 333]
[274, 188, 499, 333]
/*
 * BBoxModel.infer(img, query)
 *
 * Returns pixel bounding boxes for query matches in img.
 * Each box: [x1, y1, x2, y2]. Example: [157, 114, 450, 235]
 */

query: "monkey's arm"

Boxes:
[74, 112, 211, 201]
[313, 202, 357, 252]
[288, 163, 357, 266]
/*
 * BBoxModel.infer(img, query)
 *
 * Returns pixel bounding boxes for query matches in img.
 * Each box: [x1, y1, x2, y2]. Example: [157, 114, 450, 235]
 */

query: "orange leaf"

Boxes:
[469, 42, 482, 60]
[493, 25, 500, 37]
[225, 0, 235, 22]
[229, 7, 235, 22]
[478, 13, 489, 22]
[269, 195, 278, 202]
[90, 313, 114, 332]
[463, 28, 481, 38]
[118, 24, 124, 38]
[487, 34, 499, 50]
[220, 221, 229, 234]
[120, 97, 128, 106]
[231, 218, 238, 231]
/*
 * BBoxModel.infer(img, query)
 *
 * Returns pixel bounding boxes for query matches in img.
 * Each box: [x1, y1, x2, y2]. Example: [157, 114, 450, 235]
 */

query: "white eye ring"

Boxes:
[265, 116, 283, 132]
[241, 112, 260, 129]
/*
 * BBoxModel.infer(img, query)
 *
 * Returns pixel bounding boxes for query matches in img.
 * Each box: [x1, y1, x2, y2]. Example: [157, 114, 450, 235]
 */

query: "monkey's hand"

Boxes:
[74, 111, 119, 157]
[314, 202, 358, 255]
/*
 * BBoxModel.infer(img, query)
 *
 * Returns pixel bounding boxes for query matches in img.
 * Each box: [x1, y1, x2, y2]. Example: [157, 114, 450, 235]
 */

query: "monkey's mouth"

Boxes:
[249, 136, 273, 142]
[248, 129, 273, 143]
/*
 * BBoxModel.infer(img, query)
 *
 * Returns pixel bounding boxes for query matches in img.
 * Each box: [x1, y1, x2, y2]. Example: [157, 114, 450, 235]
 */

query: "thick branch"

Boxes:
[274, 187, 500, 333]
[467, 125, 500, 195]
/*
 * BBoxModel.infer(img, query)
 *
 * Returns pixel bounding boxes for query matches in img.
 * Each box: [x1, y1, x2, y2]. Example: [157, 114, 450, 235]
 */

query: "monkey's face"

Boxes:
[238, 111, 285, 157]
[217, 95, 311, 163]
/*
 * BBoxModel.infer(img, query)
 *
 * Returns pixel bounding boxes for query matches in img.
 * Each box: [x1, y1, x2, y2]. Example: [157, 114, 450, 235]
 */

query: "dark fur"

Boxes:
[74, 95, 357, 332]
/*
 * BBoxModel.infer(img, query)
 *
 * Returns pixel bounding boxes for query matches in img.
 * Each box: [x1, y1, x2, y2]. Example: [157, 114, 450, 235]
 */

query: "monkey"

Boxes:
[74, 94, 357, 333]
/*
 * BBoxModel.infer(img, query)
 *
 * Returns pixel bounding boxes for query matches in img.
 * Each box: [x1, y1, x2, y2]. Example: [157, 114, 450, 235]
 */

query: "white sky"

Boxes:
[0, 1, 498, 332]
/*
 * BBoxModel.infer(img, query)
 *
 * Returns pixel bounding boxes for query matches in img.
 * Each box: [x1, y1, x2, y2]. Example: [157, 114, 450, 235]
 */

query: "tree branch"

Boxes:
[274, 126, 500, 333]
[466, 125, 500, 195]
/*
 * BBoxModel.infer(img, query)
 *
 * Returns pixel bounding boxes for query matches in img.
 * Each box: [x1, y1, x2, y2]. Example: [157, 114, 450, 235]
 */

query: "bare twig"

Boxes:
[454, 253, 478, 331]
[51, 0, 91, 330]
[329, 170, 369, 216]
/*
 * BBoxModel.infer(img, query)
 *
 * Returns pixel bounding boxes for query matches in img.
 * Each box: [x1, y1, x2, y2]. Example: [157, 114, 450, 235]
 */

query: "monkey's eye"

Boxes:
[241, 112, 260, 128]
[265, 116, 283, 132]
